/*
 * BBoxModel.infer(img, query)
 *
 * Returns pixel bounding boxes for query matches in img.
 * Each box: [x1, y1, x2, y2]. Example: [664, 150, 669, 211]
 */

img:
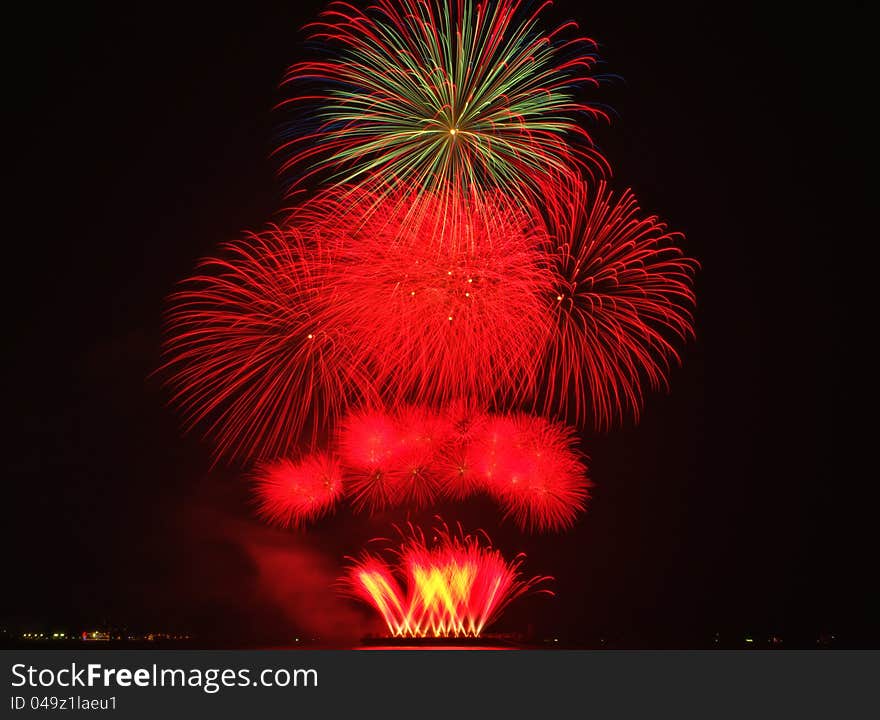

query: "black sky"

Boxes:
[3, 2, 870, 647]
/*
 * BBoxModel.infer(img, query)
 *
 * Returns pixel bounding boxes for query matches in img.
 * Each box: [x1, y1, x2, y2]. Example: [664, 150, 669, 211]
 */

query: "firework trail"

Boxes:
[343, 522, 552, 638]
[276, 0, 607, 208]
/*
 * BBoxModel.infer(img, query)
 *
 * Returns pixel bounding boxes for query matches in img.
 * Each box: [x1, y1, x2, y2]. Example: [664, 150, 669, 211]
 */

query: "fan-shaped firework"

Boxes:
[254, 452, 343, 528]
[277, 0, 607, 205]
[311, 189, 552, 407]
[343, 522, 552, 637]
[537, 179, 698, 429]
[161, 228, 377, 463]
[481, 414, 591, 532]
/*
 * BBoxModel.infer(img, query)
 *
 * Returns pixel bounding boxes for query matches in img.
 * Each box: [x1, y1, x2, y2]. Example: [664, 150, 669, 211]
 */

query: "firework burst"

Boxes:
[254, 452, 344, 528]
[309, 189, 552, 407]
[536, 178, 698, 428]
[277, 0, 607, 206]
[338, 406, 453, 510]
[481, 414, 591, 532]
[160, 228, 377, 463]
[249, 405, 589, 531]
[160, 0, 699, 561]
[343, 522, 552, 638]
[441, 398, 489, 445]
[436, 443, 483, 500]
[337, 408, 404, 511]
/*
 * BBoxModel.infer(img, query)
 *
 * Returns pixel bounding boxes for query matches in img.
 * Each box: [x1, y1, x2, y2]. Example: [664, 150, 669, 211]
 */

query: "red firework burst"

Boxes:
[308, 189, 552, 407]
[254, 452, 343, 528]
[536, 178, 698, 428]
[242, 405, 590, 530]
[436, 442, 482, 501]
[389, 446, 443, 508]
[337, 408, 404, 511]
[343, 523, 552, 638]
[467, 414, 520, 486]
[480, 414, 591, 533]
[338, 406, 453, 510]
[337, 408, 401, 468]
[391, 405, 452, 506]
[441, 397, 489, 445]
[396, 405, 454, 454]
[161, 228, 377, 462]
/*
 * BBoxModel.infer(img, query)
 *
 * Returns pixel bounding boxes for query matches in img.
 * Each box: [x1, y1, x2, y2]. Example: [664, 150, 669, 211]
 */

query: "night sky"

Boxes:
[3, 2, 869, 647]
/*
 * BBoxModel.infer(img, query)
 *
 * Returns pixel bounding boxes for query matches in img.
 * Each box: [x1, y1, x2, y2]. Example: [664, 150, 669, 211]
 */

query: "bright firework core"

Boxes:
[344, 524, 551, 638]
